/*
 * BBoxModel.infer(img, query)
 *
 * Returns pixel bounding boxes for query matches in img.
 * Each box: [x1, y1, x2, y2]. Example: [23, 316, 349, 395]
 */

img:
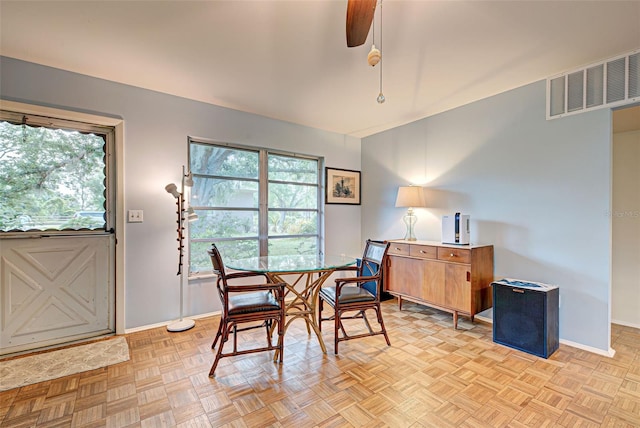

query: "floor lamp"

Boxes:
[165, 165, 197, 332]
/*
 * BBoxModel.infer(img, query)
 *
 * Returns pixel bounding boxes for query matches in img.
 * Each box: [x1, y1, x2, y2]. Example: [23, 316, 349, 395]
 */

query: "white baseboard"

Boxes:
[612, 319, 640, 330]
[124, 296, 302, 334]
[559, 338, 616, 358]
[473, 307, 616, 358]
[124, 310, 221, 334]
[125, 307, 619, 359]
[475, 308, 493, 324]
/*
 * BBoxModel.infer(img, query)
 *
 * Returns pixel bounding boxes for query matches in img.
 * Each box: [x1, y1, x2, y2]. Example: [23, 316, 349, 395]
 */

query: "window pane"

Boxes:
[190, 210, 258, 238]
[190, 143, 258, 179]
[269, 183, 317, 209]
[216, 240, 259, 261]
[0, 121, 106, 232]
[268, 237, 318, 256]
[188, 138, 322, 273]
[268, 154, 317, 183]
[268, 211, 317, 236]
[190, 239, 259, 273]
[192, 177, 258, 208]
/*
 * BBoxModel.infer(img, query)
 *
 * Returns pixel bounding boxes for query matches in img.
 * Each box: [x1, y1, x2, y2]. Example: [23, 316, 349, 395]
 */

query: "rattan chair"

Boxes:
[318, 240, 391, 354]
[207, 244, 285, 376]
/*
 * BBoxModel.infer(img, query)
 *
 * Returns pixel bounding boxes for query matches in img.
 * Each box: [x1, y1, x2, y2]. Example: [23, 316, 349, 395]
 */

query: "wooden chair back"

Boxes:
[206, 243, 285, 376]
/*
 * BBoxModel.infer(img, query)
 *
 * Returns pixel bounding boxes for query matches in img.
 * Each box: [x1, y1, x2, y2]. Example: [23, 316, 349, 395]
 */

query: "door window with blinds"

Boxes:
[0, 111, 113, 233]
[188, 138, 322, 274]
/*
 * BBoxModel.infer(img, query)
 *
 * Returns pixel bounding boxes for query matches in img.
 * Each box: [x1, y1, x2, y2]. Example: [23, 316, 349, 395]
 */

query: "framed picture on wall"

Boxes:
[325, 167, 361, 205]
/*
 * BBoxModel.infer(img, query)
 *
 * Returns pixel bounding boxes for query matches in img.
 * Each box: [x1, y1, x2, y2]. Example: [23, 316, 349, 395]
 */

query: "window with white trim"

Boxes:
[188, 137, 322, 274]
[0, 111, 114, 233]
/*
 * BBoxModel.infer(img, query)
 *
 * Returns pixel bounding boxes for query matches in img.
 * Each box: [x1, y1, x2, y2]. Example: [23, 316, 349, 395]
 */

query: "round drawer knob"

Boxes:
[450, 253, 455, 257]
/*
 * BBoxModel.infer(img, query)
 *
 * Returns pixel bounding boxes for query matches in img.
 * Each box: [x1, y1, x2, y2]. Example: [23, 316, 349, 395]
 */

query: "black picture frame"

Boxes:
[325, 167, 361, 205]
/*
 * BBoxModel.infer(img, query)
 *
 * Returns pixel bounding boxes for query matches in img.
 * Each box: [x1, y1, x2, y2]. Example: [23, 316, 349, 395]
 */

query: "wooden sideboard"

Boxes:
[384, 240, 494, 329]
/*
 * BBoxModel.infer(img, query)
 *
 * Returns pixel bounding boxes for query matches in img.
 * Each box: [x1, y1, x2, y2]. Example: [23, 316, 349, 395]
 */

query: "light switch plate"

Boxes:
[128, 210, 143, 223]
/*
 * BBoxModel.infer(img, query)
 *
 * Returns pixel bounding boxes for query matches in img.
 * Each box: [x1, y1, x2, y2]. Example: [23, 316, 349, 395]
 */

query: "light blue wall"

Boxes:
[0, 56, 363, 329]
[362, 80, 613, 353]
[1, 56, 616, 352]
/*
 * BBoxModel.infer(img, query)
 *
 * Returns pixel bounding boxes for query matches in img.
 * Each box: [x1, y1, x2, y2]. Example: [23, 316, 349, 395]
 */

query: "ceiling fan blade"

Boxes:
[346, 0, 377, 47]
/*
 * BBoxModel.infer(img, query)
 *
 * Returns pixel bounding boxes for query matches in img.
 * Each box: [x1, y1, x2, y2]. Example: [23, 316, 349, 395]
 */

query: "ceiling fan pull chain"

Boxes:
[377, 0, 385, 104]
[367, 1, 381, 67]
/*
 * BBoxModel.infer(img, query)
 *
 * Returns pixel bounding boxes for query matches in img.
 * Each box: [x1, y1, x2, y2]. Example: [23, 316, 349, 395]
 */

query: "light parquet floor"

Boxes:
[1, 300, 639, 427]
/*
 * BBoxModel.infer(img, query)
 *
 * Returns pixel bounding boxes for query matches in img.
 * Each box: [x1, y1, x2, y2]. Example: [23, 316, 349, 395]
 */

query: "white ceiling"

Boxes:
[1, 1, 639, 138]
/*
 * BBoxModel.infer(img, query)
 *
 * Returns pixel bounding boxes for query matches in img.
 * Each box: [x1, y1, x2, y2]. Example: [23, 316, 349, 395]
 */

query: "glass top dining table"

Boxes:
[225, 253, 357, 274]
[226, 253, 357, 355]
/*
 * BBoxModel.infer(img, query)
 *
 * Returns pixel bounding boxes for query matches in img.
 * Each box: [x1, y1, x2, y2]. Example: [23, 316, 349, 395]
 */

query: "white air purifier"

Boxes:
[442, 213, 470, 245]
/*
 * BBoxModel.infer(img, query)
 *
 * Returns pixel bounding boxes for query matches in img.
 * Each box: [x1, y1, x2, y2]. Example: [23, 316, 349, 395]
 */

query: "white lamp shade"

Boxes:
[186, 207, 198, 222]
[395, 186, 426, 208]
[184, 173, 194, 187]
[165, 183, 180, 198]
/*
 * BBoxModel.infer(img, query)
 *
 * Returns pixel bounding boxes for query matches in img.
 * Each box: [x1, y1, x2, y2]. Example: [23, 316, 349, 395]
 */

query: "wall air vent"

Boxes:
[547, 49, 640, 120]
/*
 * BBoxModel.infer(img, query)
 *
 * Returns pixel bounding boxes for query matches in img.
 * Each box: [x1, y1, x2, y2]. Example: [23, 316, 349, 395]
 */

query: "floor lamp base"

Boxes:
[167, 318, 195, 332]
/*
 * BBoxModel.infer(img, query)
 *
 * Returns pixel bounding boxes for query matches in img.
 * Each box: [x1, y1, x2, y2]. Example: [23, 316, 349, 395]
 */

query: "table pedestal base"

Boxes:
[268, 270, 337, 359]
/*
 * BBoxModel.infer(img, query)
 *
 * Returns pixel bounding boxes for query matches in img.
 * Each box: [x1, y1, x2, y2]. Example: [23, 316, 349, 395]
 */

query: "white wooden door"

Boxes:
[0, 235, 114, 355]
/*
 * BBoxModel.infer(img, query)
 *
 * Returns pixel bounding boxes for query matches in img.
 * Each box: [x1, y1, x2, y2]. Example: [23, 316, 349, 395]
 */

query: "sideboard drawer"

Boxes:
[437, 247, 471, 264]
[410, 244, 437, 259]
[388, 243, 411, 256]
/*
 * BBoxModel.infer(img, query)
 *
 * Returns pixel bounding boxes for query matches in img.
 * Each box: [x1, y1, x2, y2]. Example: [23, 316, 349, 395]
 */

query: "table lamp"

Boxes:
[395, 185, 426, 241]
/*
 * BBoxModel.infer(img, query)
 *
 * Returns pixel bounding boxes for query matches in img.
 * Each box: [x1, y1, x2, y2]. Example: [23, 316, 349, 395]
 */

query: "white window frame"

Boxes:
[187, 137, 324, 275]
